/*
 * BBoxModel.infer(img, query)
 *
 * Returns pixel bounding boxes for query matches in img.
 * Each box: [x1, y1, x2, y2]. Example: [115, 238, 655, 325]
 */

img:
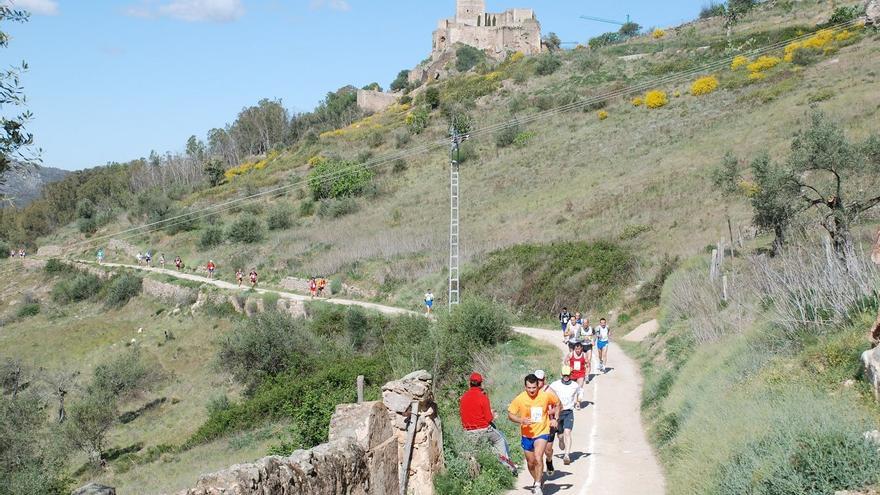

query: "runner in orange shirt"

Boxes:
[508, 373, 560, 495]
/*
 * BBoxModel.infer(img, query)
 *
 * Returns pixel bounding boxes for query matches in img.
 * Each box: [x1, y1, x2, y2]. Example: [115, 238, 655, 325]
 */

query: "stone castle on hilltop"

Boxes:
[433, 0, 542, 58]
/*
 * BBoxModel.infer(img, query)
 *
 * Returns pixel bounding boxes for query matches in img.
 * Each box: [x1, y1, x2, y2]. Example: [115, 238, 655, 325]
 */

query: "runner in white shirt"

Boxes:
[564, 318, 583, 351]
[596, 318, 612, 372]
[548, 366, 580, 465]
[579, 319, 595, 379]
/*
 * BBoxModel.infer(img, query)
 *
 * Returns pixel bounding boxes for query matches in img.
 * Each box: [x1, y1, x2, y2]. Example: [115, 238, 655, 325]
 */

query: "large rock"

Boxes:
[72, 483, 116, 495]
[862, 347, 880, 401]
[866, 0, 880, 26]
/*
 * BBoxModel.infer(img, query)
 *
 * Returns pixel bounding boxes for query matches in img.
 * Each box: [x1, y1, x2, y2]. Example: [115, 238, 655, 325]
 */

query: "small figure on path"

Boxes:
[249, 269, 258, 288]
[236, 269, 244, 288]
[567, 342, 588, 408]
[159, 254, 166, 269]
[596, 318, 612, 372]
[144, 251, 152, 265]
[317, 277, 326, 297]
[96, 248, 104, 264]
[174, 256, 182, 271]
[308, 277, 317, 297]
[18, 248, 25, 259]
[424, 289, 434, 314]
[564, 316, 582, 351]
[459, 371, 517, 475]
[206, 260, 216, 280]
[558, 307, 571, 334]
[548, 366, 579, 465]
[136, 252, 143, 265]
[507, 373, 559, 495]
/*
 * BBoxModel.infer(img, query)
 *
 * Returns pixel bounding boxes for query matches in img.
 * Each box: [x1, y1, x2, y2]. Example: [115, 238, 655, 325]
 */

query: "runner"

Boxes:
[424, 289, 434, 315]
[96, 248, 104, 264]
[206, 260, 216, 279]
[159, 254, 166, 269]
[18, 248, 25, 258]
[580, 318, 595, 378]
[564, 316, 583, 351]
[548, 366, 580, 465]
[136, 252, 143, 265]
[309, 277, 317, 297]
[459, 372, 518, 475]
[249, 269, 258, 288]
[596, 318, 612, 372]
[508, 374, 560, 495]
[535, 370, 559, 476]
[558, 307, 572, 333]
[174, 256, 182, 271]
[144, 251, 152, 265]
[236, 269, 244, 288]
[567, 342, 588, 408]
[317, 277, 326, 297]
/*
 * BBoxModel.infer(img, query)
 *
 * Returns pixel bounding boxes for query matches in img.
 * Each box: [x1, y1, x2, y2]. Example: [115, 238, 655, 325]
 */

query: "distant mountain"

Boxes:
[0, 163, 69, 207]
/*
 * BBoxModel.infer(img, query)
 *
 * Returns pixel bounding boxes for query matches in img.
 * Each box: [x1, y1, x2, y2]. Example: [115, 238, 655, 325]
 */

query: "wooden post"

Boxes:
[722, 275, 729, 302]
[356, 375, 364, 404]
[399, 401, 420, 495]
[710, 249, 718, 281]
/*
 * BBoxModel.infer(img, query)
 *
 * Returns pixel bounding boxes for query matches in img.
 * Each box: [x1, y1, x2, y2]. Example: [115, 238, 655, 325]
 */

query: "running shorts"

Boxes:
[520, 434, 550, 452]
[597, 340, 609, 350]
[426, 300, 433, 308]
[558, 409, 574, 431]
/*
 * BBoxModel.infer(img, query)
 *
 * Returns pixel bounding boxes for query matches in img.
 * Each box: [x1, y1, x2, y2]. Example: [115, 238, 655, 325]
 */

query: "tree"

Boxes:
[361, 82, 382, 92]
[204, 158, 225, 187]
[543, 32, 562, 51]
[0, 393, 70, 494]
[455, 45, 485, 72]
[786, 111, 880, 257]
[0, 6, 37, 183]
[62, 391, 116, 467]
[390, 70, 410, 92]
[185, 135, 206, 163]
[618, 22, 641, 38]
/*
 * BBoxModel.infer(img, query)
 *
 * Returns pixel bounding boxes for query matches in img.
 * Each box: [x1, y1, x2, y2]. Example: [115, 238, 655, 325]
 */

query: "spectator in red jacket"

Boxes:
[459, 372, 517, 474]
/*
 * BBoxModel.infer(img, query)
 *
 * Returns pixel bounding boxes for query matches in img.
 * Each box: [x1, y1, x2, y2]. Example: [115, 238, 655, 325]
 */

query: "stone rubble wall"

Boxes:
[357, 89, 399, 114]
[171, 372, 440, 495]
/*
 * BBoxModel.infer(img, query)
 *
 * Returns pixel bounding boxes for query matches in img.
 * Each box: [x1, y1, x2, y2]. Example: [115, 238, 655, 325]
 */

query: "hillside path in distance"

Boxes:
[509, 326, 666, 495]
[623, 319, 660, 343]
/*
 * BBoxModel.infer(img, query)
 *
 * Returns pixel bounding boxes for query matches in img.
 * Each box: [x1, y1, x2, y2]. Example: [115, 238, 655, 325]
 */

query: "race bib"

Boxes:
[530, 406, 543, 423]
[573, 361, 582, 371]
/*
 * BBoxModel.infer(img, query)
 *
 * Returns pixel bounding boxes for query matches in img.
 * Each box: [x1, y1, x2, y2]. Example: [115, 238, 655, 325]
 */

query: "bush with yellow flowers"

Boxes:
[731, 55, 749, 70]
[784, 29, 834, 62]
[835, 29, 853, 42]
[748, 72, 766, 81]
[632, 97, 644, 107]
[508, 51, 525, 63]
[307, 155, 327, 168]
[652, 28, 666, 39]
[747, 55, 781, 73]
[690, 75, 719, 96]
[597, 110, 609, 120]
[645, 90, 668, 109]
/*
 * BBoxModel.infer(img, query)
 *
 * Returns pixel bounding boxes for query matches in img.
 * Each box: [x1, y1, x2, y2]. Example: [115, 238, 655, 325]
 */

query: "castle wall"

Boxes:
[356, 89, 398, 114]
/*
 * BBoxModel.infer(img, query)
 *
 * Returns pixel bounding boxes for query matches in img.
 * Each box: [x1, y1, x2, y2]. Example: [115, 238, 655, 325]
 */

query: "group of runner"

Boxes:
[308, 277, 328, 297]
[8, 248, 26, 259]
[459, 308, 613, 495]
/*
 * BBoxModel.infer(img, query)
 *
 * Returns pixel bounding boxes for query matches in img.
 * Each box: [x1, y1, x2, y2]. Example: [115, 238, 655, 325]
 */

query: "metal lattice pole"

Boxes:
[448, 130, 461, 309]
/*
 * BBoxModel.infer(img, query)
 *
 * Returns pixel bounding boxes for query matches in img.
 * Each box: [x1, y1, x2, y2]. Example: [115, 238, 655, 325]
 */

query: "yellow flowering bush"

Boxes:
[597, 110, 609, 120]
[747, 56, 781, 73]
[632, 97, 644, 107]
[652, 28, 666, 39]
[784, 29, 834, 62]
[690, 75, 719, 96]
[731, 55, 749, 70]
[835, 30, 853, 42]
[224, 151, 279, 181]
[508, 51, 525, 63]
[645, 90, 668, 109]
[738, 180, 760, 197]
[484, 71, 503, 82]
[307, 155, 327, 168]
[748, 72, 766, 81]
[674, 90, 681, 98]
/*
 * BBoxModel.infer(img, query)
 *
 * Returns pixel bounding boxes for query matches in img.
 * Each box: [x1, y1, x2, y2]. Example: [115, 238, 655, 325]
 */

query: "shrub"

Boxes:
[365, 130, 385, 148]
[535, 54, 562, 76]
[330, 278, 342, 295]
[44, 258, 66, 274]
[90, 347, 157, 399]
[392, 159, 408, 174]
[597, 110, 609, 120]
[52, 273, 102, 304]
[77, 217, 98, 235]
[318, 198, 359, 219]
[645, 90, 669, 109]
[308, 159, 374, 200]
[389, 69, 410, 92]
[637, 255, 680, 307]
[618, 22, 641, 37]
[75, 199, 96, 219]
[731, 55, 749, 70]
[164, 209, 200, 235]
[104, 273, 142, 308]
[652, 28, 666, 39]
[513, 131, 535, 148]
[393, 129, 411, 148]
[748, 71, 766, 81]
[455, 45, 485, 73]
[299, 200, 315, 217]
[700, 1, 725, 18]
[16, 303, 40, 319]
[442, 297, 511, 347]
[728, 0, 757, 14]
[829, 5, 863, 24]
[424, 86, 441, 109]
[589, 32, 622, 49]
[206, 395, 230, 416]
[791, 47, 822, 66]
[227, 215, 265, 244]
[267, 206, 293, 231]
[406, 106, 431, 134]
[495, 123, 521, 148]
[747, 55, 781, 73]
[690, 75, 719, 96]
[632, 97, 644, 107]
[199, 226, 225, 249]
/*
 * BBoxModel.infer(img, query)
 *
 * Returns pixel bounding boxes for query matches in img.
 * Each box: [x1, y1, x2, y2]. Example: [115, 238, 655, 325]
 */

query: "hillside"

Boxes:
[0, 162, 68, 207]
[2, 1, 880, 494]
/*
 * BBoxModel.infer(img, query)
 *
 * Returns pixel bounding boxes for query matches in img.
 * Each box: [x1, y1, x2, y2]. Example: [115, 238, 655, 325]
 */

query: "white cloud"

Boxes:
[1, 0, 60, 16]
[125, 0, 245, 23]
[309, 0, 349, 12]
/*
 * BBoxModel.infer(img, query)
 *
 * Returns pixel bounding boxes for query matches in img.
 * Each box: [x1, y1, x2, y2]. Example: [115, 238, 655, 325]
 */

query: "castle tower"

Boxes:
[456, 0, 486, 25]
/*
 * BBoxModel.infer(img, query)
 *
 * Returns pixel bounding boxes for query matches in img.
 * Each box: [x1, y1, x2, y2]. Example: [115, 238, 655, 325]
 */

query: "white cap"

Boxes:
[534, 369, 546, 380]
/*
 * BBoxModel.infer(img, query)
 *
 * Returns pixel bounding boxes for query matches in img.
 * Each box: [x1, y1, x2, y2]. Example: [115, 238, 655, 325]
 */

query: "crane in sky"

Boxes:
[579, 14, 632, 26]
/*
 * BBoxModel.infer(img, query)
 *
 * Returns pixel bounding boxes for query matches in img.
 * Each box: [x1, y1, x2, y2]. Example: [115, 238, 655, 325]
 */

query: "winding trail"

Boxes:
[73, 260, 666, 493]
[509, 327, 665, 495]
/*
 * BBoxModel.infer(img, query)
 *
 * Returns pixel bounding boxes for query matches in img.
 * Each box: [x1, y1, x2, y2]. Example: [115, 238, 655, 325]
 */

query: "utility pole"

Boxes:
[448, 125, 468, 310]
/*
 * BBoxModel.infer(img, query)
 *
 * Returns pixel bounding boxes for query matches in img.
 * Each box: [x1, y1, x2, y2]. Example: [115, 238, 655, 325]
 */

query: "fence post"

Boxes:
[399, 401, 420, 495]
[357, 375, 364, 404]
[722, 275, 729, 302]
[710, 249, 719, 281]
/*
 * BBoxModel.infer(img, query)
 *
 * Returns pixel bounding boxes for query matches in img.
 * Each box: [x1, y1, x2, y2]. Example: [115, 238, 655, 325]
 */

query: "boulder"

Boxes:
[866, 0, 880, 26]
[72, 483, 116, 495]
[861, 347, 880, 401]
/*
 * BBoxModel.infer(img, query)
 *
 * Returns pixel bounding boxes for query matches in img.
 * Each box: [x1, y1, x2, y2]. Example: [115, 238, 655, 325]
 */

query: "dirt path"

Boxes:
[623, 319, 660, 343]
[509, 326, 665, 495]
[82, 261, 415, 316]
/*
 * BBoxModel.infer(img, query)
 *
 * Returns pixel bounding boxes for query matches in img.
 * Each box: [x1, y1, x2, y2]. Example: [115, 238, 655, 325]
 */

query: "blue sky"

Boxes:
[2, 0, 706, 170]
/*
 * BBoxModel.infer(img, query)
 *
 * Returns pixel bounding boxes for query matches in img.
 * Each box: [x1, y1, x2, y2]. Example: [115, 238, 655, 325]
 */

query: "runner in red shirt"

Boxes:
[249, 269, 258, 288]
[309, 277, 317, 297]
[568, 342, 588, 409]
[459, 372, 517, 474]
[206, 260, 216, 279]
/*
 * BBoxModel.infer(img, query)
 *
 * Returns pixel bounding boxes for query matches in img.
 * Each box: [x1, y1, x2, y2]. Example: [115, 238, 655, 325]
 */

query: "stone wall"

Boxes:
[357, 89, 398, 114]
[172, 371, 441, 495]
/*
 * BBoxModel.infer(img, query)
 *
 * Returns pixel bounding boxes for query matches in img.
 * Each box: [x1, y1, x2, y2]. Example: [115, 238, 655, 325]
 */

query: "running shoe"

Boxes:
[499, 455, 518, 475]
[546, 458, 555, 475]
[563, 454, 571, 465]
[533, 485, 544, 495]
